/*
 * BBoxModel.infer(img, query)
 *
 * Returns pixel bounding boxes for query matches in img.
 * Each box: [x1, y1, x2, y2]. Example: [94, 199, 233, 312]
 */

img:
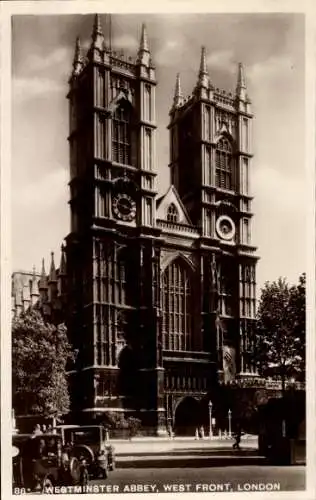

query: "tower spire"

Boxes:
[72, 37, 84, 77]
[49, 252, 57, 282]
[140, 23, 149, 52]
[173, 73, 183, 108]
[196, 46, 210, 90]
[236, 62, 248, 101]
[59, 244, 67, 275]
[39, 258, 48, 290]
[137, 23, 151, 66]
[89, 13, 104, 59]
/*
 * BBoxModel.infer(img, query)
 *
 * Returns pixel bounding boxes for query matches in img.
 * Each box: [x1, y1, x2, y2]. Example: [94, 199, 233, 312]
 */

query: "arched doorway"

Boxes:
[174, 397, 201, 436]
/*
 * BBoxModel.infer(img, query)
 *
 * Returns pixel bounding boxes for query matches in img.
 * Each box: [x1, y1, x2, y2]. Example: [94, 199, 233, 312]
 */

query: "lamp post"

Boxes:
[208, 401, 213, 438]
[228, 409, 232, 438]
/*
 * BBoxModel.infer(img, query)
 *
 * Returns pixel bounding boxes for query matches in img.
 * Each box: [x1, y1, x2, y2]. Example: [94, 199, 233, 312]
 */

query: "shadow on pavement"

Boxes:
[118, 448, 259, 457]
[117, 456, 270, 469]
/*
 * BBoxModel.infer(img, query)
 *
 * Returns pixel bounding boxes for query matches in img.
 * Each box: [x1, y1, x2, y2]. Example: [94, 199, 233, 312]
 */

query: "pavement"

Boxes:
[110, 435, 262, 468]
[112, 435, 258, 455]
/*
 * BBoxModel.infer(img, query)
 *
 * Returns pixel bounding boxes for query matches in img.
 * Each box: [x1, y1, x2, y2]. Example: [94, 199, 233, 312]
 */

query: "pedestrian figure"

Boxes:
[233, 423, 242, 450]
[42, 424, 47, 433]
[32, 424, 42, 436]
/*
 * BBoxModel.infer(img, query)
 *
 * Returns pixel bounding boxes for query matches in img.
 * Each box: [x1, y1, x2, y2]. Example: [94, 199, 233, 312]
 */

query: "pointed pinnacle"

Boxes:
[92, 13, 103, 39]
[72, 37, 84, 77]
[74, 37, 83, 64]
[59, 245, 67, 276]
[173, 73, 183, 107]
[196, 46, 210, 89]
[41, 258, 46, 278]
[39, 258, 48, 290]
[49, 252, 57, 282]
[199, 46, 208, 76]
[139, 23, 149, 52]
[237, 62, 246, 89]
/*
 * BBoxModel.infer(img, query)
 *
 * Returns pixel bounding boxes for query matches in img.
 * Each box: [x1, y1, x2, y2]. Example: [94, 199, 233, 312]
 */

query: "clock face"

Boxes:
[216, 215, 236, 241]
[112, 193, 136, 222]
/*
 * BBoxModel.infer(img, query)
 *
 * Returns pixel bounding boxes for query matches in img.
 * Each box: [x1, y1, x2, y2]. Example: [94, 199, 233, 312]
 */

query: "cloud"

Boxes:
[248, 55, 295, 83]
[207, 50, 235, 73]
[21, 47, 71, 76]
[13, 167, 68, 210]
[113, 34, 138, 51]
[253, 165, 305, 213]
[13, 77, 64, 101]
[155, 38, 184, 66]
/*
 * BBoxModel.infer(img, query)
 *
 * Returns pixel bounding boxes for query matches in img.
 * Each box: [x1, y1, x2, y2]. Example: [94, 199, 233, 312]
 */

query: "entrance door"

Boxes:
[174, 397, 201, 436]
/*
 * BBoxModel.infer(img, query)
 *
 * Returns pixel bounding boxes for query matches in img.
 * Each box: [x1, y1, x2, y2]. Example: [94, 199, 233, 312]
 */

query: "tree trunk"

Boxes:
[281, 371, 286, 396]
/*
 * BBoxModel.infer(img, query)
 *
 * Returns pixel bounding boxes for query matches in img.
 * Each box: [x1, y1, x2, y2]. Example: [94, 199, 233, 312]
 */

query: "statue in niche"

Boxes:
[209, 254, 220, 312]
[210, 254, 218, 288]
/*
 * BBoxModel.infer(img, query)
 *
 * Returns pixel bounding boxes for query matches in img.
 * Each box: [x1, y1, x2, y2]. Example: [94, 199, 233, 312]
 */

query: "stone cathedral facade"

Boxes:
[64, 15, 258, 434]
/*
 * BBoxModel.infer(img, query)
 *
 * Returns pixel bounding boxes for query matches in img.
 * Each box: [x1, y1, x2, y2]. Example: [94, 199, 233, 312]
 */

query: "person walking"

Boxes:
[32, 424, 43, 436]
[233, 423, 242, 450]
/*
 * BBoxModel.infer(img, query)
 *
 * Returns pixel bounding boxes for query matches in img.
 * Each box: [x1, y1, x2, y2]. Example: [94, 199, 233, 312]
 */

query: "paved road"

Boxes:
[89, 466, 306, 494]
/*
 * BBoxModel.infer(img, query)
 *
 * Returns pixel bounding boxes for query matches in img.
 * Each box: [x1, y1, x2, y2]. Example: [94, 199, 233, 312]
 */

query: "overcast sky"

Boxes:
[11, 12, 305, 292]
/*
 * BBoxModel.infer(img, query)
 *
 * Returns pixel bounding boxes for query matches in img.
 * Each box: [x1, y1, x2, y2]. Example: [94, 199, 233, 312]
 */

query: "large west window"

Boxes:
[215, 138, 233, 190]
[162, 259, 192, 351]
[112, 103, 132, 165]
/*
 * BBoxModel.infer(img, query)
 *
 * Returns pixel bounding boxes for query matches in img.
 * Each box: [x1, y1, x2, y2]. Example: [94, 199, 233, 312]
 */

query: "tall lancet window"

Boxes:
[215, 137, 233, 190]
[112, 102, 132, 165]
[162, 259, 192, 351]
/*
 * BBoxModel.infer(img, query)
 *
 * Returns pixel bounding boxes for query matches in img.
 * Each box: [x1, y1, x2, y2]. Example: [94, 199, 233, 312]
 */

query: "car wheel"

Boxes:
[69, 456, 81, 485]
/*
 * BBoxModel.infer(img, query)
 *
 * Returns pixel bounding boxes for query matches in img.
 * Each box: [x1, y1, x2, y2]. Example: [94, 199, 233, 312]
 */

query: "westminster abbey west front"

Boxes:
[66, 15, 258, 435]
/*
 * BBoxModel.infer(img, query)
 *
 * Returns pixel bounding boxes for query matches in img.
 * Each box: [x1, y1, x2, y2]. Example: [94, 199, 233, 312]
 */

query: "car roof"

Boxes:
[32, 433, 62, 439]
[56, 425, 102, 429]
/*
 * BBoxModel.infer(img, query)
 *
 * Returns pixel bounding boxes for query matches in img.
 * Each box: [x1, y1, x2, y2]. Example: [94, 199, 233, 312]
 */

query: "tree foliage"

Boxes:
[12, 310, 74, 417]
[255, 274, 305, 390]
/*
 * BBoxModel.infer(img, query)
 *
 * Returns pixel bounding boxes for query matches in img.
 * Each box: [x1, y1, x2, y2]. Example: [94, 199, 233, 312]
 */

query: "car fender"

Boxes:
[72, 445, 95, 465]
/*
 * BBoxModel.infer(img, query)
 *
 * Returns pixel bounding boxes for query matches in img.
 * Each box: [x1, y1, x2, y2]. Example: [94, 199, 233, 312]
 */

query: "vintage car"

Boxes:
[13, 433, 89, 492]
[55, 425, 115, 479]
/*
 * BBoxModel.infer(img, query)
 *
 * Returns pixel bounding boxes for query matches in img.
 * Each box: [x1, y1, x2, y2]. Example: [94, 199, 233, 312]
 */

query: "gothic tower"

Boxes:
[168, 48, 258, 379]
[66, 16, 164, 430]
[65, 19, 259, 433]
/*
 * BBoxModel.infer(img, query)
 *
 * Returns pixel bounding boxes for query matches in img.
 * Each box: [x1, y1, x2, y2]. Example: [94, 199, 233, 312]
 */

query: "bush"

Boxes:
[102, 412, 142, 438]
[126, 417, 141, 438]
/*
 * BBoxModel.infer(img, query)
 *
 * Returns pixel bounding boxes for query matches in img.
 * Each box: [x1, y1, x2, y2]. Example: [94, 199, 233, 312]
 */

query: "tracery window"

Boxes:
[215, 137, 233, 190]
[167, 203, 179, 223]
[161, 259, 192, 351]
[112, 102, 132, 165]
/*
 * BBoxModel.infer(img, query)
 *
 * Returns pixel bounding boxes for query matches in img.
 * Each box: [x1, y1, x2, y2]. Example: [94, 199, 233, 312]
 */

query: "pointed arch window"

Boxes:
[161, 259, 193, 351]
[112, 101, 132, 165]
[167, 203, 179, 223]
[215, 137, 233, 190]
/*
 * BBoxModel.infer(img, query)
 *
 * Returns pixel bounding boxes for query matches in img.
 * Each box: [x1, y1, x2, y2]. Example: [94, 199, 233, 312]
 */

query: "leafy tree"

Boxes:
[255, 275, 305, 392]
[12, 310, 74, 417]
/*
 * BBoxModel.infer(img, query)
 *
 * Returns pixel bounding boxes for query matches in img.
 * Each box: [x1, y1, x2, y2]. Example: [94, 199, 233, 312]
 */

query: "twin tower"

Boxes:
[66, 14, 258, 434]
